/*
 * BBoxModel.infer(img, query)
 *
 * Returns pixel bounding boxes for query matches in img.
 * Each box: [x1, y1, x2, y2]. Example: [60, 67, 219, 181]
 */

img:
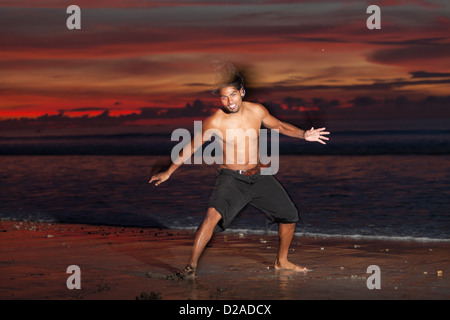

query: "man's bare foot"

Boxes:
[274, 260, 310, 272]
[146, 264, 196, 281]
[174, 264, 196, 280]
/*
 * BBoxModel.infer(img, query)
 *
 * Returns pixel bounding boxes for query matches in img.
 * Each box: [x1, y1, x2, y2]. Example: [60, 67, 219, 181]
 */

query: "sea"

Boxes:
[1, 118, 449, 242]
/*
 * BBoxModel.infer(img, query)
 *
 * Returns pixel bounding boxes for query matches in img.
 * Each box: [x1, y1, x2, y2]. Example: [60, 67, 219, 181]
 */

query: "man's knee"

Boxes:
[205, 207, 222, 224]
[280, 222, 296, 230]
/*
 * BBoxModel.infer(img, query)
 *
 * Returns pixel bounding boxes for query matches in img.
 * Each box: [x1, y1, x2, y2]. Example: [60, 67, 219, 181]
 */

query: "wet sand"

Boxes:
[0, 220, 449, 300]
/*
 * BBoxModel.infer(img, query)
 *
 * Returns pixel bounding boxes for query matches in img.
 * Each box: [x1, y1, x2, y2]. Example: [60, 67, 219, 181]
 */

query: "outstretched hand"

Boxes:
[304, 127, 330, 145]
[149, 171, 171, 186]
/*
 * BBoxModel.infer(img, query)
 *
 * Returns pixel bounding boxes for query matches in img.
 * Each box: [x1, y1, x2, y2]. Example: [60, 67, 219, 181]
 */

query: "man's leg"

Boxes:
[188, 207, 222, 269]
[170, 208, 222, 280]
[274, 223, 308, 272]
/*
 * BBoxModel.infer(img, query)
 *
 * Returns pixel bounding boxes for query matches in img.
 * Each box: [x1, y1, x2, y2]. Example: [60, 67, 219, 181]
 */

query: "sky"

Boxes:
[1, 0, 449, 125]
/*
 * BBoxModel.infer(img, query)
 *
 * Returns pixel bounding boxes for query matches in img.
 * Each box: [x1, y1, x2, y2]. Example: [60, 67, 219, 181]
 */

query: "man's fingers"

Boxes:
[150, 175, 167, 186]
[155, 178, 166, 186]
[316, 128, 330, 135]
[149, 175, 159, 184]
[151, 180, 162, 186]
[305, 127, 330, 144]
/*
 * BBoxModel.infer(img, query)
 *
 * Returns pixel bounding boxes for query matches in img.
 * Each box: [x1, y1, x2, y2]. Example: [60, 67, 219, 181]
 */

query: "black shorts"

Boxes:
[208, 168, 299, 231]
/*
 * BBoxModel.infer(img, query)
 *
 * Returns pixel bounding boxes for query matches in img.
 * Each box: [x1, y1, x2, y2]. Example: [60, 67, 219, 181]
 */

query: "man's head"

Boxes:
[219, 85, 245, 114]
[217, 72, 246, 114]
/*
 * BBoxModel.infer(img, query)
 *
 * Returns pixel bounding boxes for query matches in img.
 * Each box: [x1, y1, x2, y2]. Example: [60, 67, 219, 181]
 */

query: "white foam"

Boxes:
[171, 226, 450, 243]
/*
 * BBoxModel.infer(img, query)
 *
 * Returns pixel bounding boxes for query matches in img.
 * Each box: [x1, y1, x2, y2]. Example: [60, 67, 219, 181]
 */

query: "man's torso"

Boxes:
[205, 101, 264, 171]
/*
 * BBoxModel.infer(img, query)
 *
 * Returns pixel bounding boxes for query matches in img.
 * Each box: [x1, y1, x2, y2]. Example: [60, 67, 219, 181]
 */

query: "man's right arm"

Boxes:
[148, 132, 200, 186]
[149, 115, 216, 186]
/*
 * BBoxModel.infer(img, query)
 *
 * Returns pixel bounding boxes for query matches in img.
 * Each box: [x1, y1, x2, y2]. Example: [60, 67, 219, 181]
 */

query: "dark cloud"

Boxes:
[140, 99, 215, 119]
[249, 78, 450, 95]
[1, 94, 449, 133]
[410, 71, 450, 78]
[60, 107, 109, 112]
[368, 43, 450, 65]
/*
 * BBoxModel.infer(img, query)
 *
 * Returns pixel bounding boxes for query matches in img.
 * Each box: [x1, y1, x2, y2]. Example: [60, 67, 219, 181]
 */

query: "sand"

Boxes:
[0, 220, 449, 301]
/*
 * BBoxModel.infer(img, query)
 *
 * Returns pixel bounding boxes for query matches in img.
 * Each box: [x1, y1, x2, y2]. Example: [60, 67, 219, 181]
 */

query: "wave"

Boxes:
[166, 226, 450, 243]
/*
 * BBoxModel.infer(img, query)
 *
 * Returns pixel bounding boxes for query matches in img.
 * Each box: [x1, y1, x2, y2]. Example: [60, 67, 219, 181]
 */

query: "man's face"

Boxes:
[219, 86, 244, 114]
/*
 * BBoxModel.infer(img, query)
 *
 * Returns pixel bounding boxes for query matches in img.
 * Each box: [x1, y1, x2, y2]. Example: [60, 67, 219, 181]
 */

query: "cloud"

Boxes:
[60, 107, 109, 113]
[368, 43, 450, 67]
[1, 1, 449, 119]
[410, 71, 450, 78]
[249, 77, 450, 96]
[2, 95, 449, 134]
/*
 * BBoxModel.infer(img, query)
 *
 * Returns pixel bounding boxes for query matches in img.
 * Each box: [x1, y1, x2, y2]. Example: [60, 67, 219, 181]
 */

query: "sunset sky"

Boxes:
[1, 0, 449, 122]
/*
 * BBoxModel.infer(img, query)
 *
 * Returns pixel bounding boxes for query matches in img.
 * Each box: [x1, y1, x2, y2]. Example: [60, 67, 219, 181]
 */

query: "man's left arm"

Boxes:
[260, 105, 330, 144]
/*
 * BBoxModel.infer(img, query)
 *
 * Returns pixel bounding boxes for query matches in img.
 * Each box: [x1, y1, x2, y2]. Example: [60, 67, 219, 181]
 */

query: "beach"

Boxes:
[1, 220, 448, 301]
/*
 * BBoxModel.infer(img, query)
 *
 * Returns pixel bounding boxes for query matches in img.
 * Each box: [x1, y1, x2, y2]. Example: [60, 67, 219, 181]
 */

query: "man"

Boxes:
[149, 72, 329, 279]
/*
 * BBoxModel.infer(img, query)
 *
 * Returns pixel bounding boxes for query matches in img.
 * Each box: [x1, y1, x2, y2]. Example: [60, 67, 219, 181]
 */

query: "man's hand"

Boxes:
[149, 171, 171, 186]
[304, 127, 330, 145]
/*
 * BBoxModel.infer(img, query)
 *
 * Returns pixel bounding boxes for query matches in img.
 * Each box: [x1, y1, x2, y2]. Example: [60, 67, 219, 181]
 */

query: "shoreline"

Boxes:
[3, 218, 449, 245]
[1, 220, 449, 300]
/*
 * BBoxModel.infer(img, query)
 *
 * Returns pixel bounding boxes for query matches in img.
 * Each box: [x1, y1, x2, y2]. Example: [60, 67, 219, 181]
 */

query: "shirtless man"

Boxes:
[149, 72, 329, 279]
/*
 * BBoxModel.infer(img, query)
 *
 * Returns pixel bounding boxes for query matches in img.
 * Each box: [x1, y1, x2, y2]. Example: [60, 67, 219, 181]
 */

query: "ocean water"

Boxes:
[1, 119, 449, 242]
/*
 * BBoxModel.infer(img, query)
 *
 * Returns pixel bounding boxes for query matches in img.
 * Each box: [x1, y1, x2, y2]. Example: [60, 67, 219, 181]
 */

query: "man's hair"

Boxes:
[222, 72, 244, 91]
[211, 61, 245, 95]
